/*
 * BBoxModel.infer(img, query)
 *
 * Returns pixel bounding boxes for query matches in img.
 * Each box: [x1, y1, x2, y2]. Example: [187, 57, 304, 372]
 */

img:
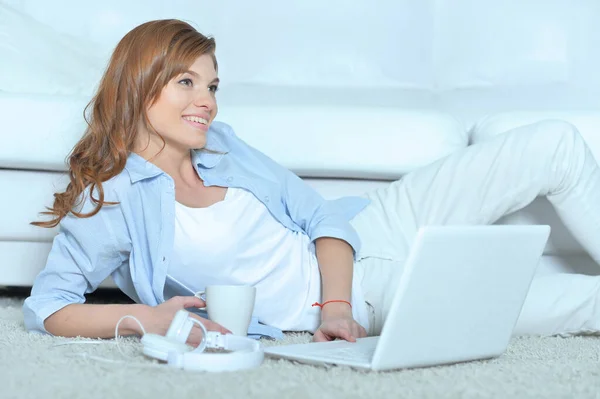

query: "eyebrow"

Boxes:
[183, 70, 219, 84]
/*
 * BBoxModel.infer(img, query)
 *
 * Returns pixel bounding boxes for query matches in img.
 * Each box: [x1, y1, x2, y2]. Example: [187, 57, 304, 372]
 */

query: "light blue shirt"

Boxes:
[23, 121, 370, 337]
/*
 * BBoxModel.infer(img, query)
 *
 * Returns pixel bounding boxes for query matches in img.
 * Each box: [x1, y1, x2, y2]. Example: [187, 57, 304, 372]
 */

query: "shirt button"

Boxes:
[264, 196, 270, 203]
[226, 176, 233, 183]
[162, 257, 166, 262]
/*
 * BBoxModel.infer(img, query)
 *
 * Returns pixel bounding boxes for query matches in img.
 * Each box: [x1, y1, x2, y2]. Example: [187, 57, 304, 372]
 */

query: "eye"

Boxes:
[178, 78, 193, 87]
[209, 85, 219, 94]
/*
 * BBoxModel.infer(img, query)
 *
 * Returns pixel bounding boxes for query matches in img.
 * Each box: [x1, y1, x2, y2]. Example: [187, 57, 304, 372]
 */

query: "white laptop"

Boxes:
[264, 225, 550, 371]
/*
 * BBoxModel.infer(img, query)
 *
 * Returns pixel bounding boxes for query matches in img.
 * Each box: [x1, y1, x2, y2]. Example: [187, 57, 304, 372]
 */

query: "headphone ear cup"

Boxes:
[168, 335, 265, 372]
[141, 333, 192, 362]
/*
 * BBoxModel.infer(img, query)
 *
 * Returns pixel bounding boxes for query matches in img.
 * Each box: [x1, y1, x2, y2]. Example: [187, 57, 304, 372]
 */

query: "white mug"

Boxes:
[195, 285, 256, 336]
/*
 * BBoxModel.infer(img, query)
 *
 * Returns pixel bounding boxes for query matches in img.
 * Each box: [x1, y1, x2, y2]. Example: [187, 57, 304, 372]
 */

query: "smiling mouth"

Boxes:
[182, 116, 208, 125]
[182, 116, 209, 130]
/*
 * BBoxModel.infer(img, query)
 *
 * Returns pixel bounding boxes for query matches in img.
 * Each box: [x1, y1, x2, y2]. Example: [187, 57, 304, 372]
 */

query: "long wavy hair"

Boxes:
[32, 19, 217, 228]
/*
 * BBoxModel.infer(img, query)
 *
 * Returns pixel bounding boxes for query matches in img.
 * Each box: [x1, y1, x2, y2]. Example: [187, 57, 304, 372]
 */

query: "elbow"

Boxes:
[23, 297, 73, 337]
[43, 310, 64, 336]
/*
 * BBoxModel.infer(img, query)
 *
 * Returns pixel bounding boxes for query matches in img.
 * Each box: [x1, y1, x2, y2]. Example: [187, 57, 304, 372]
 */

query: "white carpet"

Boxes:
[2, 294, 600, 399]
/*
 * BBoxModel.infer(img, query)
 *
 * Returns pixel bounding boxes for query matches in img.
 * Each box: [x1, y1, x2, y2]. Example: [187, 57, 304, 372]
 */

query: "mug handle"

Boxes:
[194, 291, 207, 311]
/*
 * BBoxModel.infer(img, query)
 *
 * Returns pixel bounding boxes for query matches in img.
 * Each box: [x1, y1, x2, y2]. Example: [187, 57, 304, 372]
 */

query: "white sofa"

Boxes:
[1, 0, 600, 290]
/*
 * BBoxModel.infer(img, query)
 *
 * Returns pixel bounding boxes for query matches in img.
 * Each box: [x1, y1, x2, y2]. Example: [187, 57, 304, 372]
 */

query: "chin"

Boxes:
[184, 132, 207, 149]
[191, 139, 207, 150]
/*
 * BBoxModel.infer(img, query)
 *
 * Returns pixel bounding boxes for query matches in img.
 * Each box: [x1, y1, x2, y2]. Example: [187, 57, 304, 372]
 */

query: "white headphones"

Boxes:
[140, 309, 264, 372]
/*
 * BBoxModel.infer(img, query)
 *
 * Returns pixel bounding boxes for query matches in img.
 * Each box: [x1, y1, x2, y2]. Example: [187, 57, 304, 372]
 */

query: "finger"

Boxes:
[359, 326, 368, 338]
[212, 323, 232, 334]
[204, 320, 232, 334]
[177, 296, 206, 309]
[312, 329, 330, 342]
[187, 329, 204, 347]
[188, 314, 212, 329]
[338, 328, 356, 343]
[189, 314, 232, 334]
[351, 324, 367, 339]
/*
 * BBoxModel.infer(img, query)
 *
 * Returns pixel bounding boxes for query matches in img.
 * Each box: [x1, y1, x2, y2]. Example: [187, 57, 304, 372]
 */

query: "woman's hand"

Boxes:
[313, 304, 367, 342]
[139, 296, 232, 347]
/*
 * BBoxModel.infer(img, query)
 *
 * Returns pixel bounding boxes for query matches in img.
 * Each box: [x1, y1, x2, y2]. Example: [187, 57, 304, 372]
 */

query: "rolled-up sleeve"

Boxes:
[279, 170, 369, 258]
[23, 197, 127, 334]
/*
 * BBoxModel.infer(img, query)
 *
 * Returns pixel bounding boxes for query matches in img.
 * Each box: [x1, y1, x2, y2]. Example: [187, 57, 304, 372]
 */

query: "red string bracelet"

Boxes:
[312, 300, 352, 309]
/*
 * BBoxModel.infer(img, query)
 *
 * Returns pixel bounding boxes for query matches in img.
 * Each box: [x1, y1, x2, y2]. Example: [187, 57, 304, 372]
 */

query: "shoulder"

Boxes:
[104, 171, 133, 194]
[93, 171, 132, 203]
[62, 171, 132, 249]
[71, 169, 132, 216]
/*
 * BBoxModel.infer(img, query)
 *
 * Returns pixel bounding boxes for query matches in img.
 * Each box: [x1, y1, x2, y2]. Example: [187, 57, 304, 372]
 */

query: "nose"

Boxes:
[192, 90, 216, 112]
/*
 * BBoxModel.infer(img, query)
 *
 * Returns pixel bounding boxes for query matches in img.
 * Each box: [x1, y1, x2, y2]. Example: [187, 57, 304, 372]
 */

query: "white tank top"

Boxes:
[167, 186, 369, 332]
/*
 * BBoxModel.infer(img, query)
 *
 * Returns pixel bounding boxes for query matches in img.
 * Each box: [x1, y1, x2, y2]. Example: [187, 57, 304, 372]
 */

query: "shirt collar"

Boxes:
[191, 124, 230, 169]
[124, 125, 230, 183]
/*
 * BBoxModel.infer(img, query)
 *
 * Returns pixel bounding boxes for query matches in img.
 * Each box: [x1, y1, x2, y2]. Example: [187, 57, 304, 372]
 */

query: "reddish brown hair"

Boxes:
[32, 19, 217, 228]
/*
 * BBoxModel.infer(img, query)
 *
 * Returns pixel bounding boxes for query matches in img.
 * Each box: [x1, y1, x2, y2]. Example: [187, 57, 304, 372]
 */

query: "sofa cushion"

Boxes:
[219, 106, 468, 179]
[0, 91, 468, 179]
[0, 93, 89, 171]
[0, 169, 67, 241]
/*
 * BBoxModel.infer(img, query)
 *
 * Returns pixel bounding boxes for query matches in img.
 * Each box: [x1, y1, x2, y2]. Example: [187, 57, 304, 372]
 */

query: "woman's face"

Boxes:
[142, 54, 219, 153]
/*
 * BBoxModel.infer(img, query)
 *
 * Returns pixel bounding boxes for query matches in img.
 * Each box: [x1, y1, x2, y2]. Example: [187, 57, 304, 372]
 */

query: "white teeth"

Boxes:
[183, 116, 208, 125]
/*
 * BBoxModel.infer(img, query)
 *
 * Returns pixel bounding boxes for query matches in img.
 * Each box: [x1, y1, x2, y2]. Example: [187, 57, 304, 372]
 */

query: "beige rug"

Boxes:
[1, 293, 600, 399]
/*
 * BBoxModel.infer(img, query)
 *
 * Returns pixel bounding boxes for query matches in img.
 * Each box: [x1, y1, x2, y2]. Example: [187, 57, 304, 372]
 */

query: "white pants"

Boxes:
[350, 120, 600, 336]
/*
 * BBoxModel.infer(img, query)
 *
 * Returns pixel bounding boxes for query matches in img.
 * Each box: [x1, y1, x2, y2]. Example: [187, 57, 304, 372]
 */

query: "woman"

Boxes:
[23, 19, 600, 346]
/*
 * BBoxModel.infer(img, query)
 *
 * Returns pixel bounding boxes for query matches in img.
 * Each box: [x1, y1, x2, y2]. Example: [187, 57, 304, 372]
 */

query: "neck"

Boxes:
[135, 144, 201, 187]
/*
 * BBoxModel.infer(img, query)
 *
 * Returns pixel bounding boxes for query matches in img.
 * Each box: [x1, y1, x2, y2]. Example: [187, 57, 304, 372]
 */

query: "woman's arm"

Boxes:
[44, 303, 151, 337]
[44, 296, 231, 346]
[314, 237, 353, 319]
[313, 237, 367, 341]
[23, 187, 130, 335]
[222, 124, 368, 340]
